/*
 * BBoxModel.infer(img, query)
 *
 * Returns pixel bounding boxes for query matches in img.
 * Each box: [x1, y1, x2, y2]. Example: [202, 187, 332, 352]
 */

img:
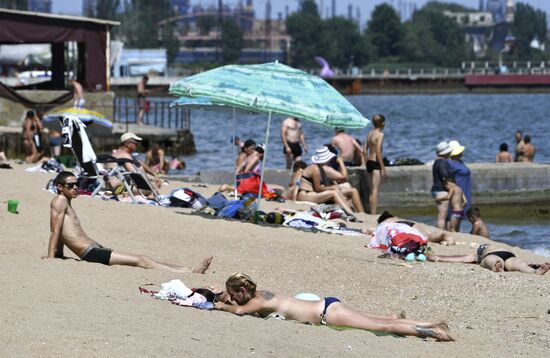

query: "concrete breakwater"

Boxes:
[171, 162, 550, 217]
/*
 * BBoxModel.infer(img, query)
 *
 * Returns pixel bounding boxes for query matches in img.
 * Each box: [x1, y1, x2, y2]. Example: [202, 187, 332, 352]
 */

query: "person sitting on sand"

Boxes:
[145, 143, 168, 174]
[44, 171, 212, 273]
[281, 160, 307, 201]
[213, 273, 454, 341]
[467, 208, 490, 239]
[296, 146, 359, 219]
[436, 177, 467, 232]
[235, 139, 256, 169]
[427, 244, 549, 275]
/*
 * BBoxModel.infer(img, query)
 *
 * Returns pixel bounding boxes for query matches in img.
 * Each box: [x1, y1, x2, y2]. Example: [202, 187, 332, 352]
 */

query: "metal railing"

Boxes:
[113, 97, 191, 130]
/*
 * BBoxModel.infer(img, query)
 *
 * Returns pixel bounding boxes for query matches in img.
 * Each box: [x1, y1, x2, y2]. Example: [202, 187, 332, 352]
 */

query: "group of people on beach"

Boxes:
[496, 130, 536, 163]
[34, 103, 547, 344]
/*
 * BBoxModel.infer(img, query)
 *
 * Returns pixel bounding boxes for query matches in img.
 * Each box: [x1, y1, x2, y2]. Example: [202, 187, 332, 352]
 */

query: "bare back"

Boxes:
[332, 133, 355, 162]
[251, 291, 325, 324]
[366, 129, 384, 162]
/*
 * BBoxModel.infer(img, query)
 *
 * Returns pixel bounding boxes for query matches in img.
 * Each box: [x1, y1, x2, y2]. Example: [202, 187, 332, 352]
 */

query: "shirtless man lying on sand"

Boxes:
[213, 273, 454, 341]
[44, 171, 212, 273]
[427, 243, 549, 275]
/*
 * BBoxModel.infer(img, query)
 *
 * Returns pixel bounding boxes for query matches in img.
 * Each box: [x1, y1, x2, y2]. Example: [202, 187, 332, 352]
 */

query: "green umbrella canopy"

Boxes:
[169, 62, 370, 129]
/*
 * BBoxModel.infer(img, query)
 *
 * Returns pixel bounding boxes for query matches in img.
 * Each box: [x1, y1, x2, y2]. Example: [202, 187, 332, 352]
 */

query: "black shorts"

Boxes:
[81, 244, 112, 265]
[367, 160, 381, 173]
[283, 142, 302, 159]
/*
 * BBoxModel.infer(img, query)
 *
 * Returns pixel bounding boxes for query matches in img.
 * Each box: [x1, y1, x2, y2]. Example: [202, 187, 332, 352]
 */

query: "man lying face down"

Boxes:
[44, 171, 212, 273]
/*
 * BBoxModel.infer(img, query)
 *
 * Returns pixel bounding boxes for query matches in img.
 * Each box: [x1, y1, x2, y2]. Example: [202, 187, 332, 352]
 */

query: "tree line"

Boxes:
[287, 0, 549, 69]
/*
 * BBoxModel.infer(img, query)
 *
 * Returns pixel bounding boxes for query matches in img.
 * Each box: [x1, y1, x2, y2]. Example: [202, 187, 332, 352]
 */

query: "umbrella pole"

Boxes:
[232, 107, 238, 199]
[257, 111, 272, 210]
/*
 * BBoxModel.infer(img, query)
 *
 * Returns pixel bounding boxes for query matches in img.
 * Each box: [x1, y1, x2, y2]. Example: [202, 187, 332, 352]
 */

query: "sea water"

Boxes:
[157, 93, 550, 257]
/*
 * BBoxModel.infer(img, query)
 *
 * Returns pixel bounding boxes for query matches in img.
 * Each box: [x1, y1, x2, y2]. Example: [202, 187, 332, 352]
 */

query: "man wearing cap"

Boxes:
[107, 132, 161, 191]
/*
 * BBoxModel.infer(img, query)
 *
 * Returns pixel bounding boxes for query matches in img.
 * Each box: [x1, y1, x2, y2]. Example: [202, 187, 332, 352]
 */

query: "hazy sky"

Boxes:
[52, 1, 550, 22]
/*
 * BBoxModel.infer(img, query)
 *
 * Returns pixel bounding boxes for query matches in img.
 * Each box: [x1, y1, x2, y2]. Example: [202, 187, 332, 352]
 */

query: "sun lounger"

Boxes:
[121, 171, 162, 204]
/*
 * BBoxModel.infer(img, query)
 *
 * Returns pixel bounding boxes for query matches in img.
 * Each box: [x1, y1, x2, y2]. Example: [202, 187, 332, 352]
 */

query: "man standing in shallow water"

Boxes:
[44, 171, 212, 273]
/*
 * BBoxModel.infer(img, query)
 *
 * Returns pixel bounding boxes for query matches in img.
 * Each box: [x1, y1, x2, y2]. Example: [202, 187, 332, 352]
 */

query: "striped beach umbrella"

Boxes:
[170, 62, 370, 205]
[169, 61, 369, 129]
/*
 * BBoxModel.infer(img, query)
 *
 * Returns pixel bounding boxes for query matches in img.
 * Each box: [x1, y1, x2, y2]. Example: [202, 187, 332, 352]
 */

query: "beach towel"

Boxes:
[368, 222, 428, 251]
[62, 116, 96, 163]
[236, 175, 277, 199]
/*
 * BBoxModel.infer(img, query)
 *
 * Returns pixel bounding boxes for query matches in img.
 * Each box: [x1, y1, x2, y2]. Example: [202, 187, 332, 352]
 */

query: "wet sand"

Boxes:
[1, 165, 549, 357]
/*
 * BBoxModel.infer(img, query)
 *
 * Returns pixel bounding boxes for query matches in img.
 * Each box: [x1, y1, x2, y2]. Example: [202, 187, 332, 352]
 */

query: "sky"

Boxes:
[52, 1, 550, 23]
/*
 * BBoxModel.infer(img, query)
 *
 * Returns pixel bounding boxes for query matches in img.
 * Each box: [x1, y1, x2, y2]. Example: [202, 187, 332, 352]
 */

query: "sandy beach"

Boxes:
[1, 165, 549, 357]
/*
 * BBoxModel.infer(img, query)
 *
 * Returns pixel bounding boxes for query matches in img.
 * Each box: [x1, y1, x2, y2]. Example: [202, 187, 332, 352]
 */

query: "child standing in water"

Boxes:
[436, 178, 467, 232]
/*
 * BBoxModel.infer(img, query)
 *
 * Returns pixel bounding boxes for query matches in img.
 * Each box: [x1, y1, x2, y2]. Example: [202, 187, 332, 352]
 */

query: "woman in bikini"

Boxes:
[427, 244, 550, 275]
[213, 273, 454, 341]
[296, 146, 357, 217]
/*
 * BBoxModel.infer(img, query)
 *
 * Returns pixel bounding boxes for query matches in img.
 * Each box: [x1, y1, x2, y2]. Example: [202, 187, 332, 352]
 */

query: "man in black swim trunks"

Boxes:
[281, 117, 308, 169]
[365, 114, 387, 215]
[43, 171, 212, 273]
[427, 243, 549, 275]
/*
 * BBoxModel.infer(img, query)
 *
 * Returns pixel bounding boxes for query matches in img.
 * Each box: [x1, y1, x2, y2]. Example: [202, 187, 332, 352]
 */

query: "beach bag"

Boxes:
[217, 199, 245, 218]
[388, 232, 427, 255]
[169, 188, 207, 209]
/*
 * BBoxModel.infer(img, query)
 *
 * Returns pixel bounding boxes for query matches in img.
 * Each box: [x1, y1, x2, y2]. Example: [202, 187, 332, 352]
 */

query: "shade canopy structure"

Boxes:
[44, 107, 113, 135]
[170, 62, 370, 207]
[169, 61, 370, 129]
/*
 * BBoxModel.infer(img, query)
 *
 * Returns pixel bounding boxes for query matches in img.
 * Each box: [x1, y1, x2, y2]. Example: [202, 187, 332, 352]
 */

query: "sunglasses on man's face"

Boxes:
[64, 182, 78, 189]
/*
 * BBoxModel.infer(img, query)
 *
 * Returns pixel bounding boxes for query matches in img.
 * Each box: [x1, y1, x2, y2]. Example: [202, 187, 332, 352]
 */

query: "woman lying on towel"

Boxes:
[213, 273, 454, 341]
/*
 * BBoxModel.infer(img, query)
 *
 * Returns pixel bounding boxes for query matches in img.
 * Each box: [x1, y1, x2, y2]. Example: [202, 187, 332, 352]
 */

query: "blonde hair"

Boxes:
[226, 273, 257, 295]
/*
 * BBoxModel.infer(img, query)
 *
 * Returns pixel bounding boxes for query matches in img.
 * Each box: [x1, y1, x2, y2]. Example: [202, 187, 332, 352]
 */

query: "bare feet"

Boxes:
[535, 263, 550, 275]
[192, 256, 213, 274]
[493, 260, 504, 272]
[415, 324, 455, 342]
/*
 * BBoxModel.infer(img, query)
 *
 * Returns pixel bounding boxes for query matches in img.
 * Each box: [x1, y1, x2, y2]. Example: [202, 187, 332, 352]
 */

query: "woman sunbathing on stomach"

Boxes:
[213, 273, 454, 341]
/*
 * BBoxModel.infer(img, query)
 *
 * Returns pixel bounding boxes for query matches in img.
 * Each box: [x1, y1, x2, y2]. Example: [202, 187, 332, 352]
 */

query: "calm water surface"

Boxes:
[176, 93, 550, 171]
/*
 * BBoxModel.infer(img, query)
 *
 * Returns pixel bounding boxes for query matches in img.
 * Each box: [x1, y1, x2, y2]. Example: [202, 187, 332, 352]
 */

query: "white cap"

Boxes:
[120, 132, 142, 143]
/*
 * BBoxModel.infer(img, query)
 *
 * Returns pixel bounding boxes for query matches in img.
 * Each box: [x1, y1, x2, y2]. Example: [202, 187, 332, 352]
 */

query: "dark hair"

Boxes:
[26, 110, 35, 118]
[242, 139, 256, 152]
[499, 143, 508, 151]
[255, 145, 265, 154]
[324, 143, 338, 155]
[377, 210, 394, 224]
[193, 288, 217, 302]
[143, 75, 149, 81]
[54, 171, 76, 186]
[524, 135, 531, 144]
[467, 207, 480, 218]
[372, 114, 386, 127]
[292, 160, 307, 172]
[442, 177, 456, 185]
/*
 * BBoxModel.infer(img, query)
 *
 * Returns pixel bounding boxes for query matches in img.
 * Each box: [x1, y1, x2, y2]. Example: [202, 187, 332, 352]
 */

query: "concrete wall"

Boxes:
[174, 162, 550, 208]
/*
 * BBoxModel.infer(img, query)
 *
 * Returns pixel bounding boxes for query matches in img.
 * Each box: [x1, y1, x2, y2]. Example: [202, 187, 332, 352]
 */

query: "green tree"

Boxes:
[365, 4, 404, 59]
[95, 0, 120, 21]
[320, 16, 369, 68]
[402, 7, 469, 66]
[0, 0, 28, 10]
[119, 0, 179, 64]
[512, 2, 548, 58]
[196, 15, 216, 35]
[286, 0, 324, 67]
[221, 18, 243, 63]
